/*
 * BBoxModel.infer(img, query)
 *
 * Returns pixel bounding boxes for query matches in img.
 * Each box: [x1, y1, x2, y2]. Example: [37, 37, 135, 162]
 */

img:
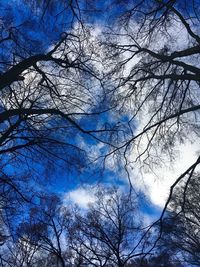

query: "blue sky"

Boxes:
[0, 0, 167, 222]
[1, 2, 199, 266]
[0, 0, 162, 220]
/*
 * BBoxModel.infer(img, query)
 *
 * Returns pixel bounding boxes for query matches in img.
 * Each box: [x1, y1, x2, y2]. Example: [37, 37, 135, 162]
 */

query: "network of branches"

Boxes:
[0, 0, 200, 266]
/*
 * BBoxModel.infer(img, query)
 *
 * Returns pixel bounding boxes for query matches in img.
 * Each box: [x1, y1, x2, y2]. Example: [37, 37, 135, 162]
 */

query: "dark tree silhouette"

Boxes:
[161, 173, 200, 266]
[2, 194, 75, 267]
[106, 0, 200, 167]
[1, 0, 200, 266]
[101, 0, 200, 252]
[0, 0, 117, 252]
[129, 252, 183, 267]
[70, 186, 147, 267]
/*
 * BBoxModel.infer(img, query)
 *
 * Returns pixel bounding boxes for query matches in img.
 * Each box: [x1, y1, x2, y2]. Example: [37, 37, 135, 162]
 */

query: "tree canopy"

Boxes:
[0, 0, 200, 266]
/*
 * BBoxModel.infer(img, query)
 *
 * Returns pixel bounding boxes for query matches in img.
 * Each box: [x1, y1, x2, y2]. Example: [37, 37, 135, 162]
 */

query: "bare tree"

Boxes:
[99, 0, 200, 251]
[0, 1, 119, 255]
[70, 186, 147, 267]
[14, 194, 74, 267]
[0, 0, 120, 179]
[161, 173, 200, 266]
[1, 0, 200, 265]
[128, 252, 183, 267]
[106, 0, 200, 165]
[0, 2, 130, 266]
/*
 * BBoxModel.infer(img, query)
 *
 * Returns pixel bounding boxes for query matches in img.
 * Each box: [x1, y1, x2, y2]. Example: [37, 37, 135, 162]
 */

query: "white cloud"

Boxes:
[129, 140, 199, 207]
[111, 19, 200, 209]
[65, 187, 96, 208]
[62, 19, 199, 212]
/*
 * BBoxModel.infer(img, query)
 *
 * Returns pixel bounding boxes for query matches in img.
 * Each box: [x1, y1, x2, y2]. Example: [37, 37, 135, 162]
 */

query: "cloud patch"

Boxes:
[65, 187, 96, 208]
